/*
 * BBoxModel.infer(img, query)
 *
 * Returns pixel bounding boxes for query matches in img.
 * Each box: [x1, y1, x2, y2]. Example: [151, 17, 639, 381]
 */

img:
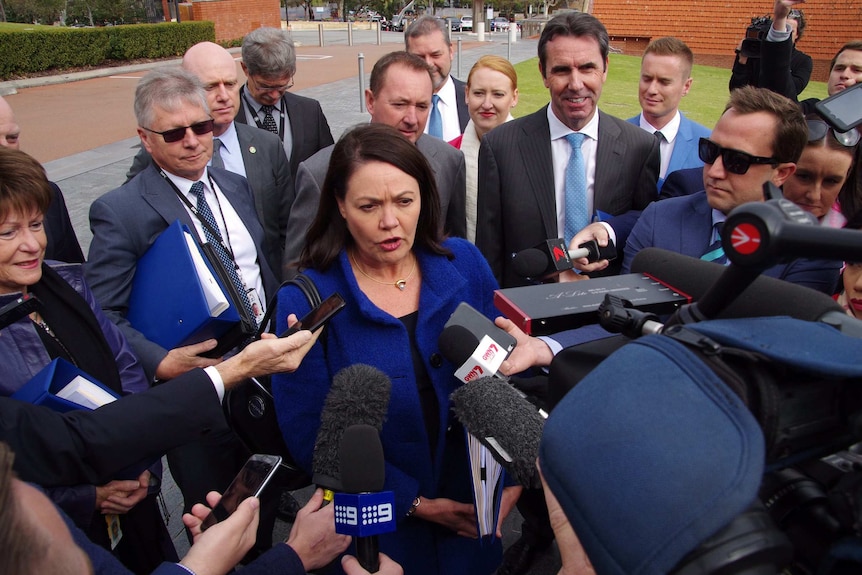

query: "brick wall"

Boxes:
[592, 0, 862, 81]
[190, 0, 281, 43]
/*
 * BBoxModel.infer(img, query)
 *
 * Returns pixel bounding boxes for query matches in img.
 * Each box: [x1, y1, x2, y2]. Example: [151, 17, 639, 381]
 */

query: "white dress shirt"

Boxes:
[423, 75, 462, 141]
[638, 110, 681, 180]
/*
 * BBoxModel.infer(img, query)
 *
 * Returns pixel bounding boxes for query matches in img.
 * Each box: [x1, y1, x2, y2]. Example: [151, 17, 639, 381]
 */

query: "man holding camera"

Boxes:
[729, 1, 812, 98]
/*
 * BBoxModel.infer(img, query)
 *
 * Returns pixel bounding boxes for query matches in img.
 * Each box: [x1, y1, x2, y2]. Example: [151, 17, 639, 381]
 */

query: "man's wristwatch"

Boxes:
[406, 496, 421, 517]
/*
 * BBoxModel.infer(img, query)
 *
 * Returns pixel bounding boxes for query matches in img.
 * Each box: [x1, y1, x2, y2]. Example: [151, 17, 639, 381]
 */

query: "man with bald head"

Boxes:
[0, 95, 84, 263]
[127, 42, 291, 278]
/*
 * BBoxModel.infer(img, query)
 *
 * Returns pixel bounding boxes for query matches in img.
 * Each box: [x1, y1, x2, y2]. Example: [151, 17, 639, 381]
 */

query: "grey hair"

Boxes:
[242, 27, 297, 78]
[405, 15, 451, 47]
[134, 67, 209, 128]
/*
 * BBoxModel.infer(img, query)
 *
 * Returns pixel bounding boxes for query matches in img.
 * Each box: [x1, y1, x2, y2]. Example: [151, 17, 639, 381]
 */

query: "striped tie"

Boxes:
[701, 223, 727, 265]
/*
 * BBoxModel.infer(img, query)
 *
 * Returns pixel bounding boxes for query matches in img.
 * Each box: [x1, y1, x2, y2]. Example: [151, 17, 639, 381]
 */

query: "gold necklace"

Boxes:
[351, 252, 417, 291]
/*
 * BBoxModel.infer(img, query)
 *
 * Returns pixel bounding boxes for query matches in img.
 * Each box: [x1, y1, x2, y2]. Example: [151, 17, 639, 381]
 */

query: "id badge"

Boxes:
[247, 288, 264, 324]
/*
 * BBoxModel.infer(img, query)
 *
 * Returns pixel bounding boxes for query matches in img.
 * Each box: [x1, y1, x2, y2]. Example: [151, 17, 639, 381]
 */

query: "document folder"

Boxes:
[12, 358, 119, 413]
[127, 219, 243, 354]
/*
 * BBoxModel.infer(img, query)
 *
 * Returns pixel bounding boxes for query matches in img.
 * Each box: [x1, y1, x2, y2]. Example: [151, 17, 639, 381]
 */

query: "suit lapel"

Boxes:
[594, 111, 623, 205]
[138, 166, 198, 236]
[520, 109, 557, 238]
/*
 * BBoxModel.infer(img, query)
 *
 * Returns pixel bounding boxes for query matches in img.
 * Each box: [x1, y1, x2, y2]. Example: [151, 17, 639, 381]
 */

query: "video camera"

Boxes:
[740, 15, 774, 59]
[523, 195, 862, 574]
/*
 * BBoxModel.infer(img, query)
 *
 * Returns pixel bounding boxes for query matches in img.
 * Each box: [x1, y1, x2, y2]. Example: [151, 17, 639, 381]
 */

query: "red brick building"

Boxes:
[590, 0, 862, 81]
[163, 0, 281, 43]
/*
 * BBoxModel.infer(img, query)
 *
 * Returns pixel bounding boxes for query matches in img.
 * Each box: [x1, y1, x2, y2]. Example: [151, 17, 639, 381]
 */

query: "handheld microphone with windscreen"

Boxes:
[334, 424, 396, 573]
[312, 364, 391, 502]
[511, 238, 617, 280]
[450, 376, 545, 488]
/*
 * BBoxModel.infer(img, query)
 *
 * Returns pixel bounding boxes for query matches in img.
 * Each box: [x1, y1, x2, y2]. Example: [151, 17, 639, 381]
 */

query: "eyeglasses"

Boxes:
[141, 119, 214, 143]
[698, 138, 779, 175]
[807, 119, 860, 147]
[249, 75, 294, 94]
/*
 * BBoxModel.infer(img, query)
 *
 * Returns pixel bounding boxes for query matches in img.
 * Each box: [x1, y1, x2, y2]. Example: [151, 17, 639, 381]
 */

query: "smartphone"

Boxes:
[0, 293, 40, 331]
[279, 292, 346, 337]
[815, 82, 862, 132]
[199, 454, 282, 531]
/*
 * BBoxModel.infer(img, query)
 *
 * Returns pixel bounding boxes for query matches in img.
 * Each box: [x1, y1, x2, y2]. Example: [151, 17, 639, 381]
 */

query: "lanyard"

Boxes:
[242, 89, 286, 138]
[159, 170, 239, 263]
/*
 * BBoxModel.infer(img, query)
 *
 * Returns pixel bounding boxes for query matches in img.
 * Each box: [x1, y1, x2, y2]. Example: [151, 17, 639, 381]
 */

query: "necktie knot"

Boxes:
[565, 132, 586, 148]
[261, 105, 274, 114]
[654, 130, 665, 142]
[190, 181, 205, 200]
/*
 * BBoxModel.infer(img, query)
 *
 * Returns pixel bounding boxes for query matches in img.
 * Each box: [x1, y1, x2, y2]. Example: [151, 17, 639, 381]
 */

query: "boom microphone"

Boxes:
[335, 424, 396, 573]
[512, 238, 617, 280]
[450, 376, 545, 488]
[630, 248, 845, 323]
[312, 364, 391, 498]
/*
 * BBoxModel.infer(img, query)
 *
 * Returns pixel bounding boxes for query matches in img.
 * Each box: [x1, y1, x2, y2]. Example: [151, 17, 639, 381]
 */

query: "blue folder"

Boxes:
[11, 358, 119, 413]
[127, 219, 241, 350]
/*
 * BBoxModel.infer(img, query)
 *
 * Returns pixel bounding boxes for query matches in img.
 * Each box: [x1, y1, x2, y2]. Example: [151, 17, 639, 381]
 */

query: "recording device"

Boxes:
[0, 293, 39, 331]
[279, 292, 345, 337]
[739, 14, 773, 59]
[334, 424, 396, 572]
[450, 377, 545, 488]
[815, 82, 862, 132]
[312, 365, 391, 500]
[439, 302, 516, 382]
[199, 453, 282, 531]
[511, 238, 617, 280]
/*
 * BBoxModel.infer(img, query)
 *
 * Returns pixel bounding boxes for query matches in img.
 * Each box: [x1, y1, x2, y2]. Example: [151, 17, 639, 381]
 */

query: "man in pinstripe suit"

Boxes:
[476, 11, 660, 290]
[475, 11, 659, 575]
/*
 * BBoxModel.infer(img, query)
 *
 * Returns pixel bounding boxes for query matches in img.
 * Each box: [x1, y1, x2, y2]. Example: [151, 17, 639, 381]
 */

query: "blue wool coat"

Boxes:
[273, 238, 503, 575]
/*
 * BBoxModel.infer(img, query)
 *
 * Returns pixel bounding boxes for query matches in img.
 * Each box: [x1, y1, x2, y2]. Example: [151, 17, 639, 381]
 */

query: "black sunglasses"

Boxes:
[142, 119, 214, 143]
[807, 119, 860, 147]
[698, 138, 778, 175]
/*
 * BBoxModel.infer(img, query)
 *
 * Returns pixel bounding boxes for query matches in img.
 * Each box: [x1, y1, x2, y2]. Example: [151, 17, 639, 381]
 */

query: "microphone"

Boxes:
[312, 365, 391, 501]
[630, 248, 851, 325]
[450, 376, 545, 488]
[334, 424, 396, 573]
[438, 303, 516, 383]
[512, 238, 617, 280]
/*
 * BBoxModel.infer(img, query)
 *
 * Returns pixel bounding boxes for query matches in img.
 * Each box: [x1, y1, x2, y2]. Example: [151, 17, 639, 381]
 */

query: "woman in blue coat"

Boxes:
[272, 124, 521, 575]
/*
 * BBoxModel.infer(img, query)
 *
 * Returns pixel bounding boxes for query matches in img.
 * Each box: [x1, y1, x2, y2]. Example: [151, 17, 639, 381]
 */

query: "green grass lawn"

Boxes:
[0, 22, 48, 31]
[512, 53, 829, 129]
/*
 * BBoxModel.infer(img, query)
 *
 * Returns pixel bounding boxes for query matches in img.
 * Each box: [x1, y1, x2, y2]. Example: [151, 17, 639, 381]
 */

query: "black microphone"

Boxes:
[450, 376, 545, 488]
[335, 424, 395, 573]
[512, 238, 617, 280]
[312, 364, 391, 502]
[630, 248, 847, 323]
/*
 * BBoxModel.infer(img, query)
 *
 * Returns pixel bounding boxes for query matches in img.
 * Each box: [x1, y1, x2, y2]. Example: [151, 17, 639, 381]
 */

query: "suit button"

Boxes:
[430, 353, 443, 368]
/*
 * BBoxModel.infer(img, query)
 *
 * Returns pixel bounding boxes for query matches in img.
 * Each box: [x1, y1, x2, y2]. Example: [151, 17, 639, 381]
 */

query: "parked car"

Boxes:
[371, 15, 389, 30]
[460, 15, 473, 31]
[444, 16, 462, 32]
[491, 16, 510, 32]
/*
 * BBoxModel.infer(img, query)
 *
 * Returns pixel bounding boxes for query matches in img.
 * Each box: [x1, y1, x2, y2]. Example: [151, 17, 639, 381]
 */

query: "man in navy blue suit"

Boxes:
[627, 37, 712, 192]
[623, 85, 841, 295]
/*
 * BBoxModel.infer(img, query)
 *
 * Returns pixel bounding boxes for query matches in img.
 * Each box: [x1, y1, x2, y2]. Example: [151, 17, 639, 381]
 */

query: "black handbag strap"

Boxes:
[256, 273, 322, 338]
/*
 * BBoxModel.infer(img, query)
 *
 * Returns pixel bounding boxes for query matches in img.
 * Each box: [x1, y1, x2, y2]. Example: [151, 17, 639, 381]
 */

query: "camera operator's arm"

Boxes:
[759, 0, 811, 101]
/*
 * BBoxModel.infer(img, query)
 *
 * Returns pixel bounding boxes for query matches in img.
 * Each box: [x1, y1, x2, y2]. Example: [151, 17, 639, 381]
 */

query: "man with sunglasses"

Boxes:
[621, 86, 842, 295]
[126, 42, 291, 281]
[85, 67, 281, 557]
[235, 27, 334, 180]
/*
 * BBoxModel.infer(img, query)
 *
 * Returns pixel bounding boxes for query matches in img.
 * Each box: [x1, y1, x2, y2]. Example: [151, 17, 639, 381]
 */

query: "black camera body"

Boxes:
[740, 15, 773, 59]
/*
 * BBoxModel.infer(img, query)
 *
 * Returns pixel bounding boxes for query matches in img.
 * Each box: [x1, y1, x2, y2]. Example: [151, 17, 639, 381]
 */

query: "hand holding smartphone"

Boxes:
[199, 454, 282, 531]
[279, 292, 346, 338]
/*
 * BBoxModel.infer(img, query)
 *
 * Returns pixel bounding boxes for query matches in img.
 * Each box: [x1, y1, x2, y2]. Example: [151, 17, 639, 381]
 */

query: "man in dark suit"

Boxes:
[623, 86, 841, 295]
[281, 51, 466, 276]
[126, 42, 291, 279]
[476, 11, 660, 290]
[235, 27, 334, 180]
[85, 68, 280, 551]
[405, 15, 469, 140]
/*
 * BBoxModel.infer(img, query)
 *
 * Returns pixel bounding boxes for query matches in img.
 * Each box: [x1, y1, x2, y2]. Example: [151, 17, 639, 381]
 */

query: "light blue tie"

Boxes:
[564, 133, 588, 243]
[701, 222, 727, 265]
[429, 94, 443, 139]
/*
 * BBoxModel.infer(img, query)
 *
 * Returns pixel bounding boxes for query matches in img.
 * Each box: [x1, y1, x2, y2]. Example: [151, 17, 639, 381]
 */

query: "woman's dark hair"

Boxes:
[0, 148, 53, 223]
[300, 123, 450, 270]
[840, 149, 862, 221]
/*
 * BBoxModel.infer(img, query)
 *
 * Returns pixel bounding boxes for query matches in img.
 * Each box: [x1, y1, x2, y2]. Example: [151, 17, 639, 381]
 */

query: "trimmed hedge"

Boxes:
[0, 22, 214, 79]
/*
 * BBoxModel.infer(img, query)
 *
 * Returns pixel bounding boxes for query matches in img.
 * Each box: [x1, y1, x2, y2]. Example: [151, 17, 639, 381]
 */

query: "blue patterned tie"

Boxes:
[564, 133, 588, 243]
[701, 222, 727, 265]
[429, 94, 443, 139]
[190, 181, 257, 321]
